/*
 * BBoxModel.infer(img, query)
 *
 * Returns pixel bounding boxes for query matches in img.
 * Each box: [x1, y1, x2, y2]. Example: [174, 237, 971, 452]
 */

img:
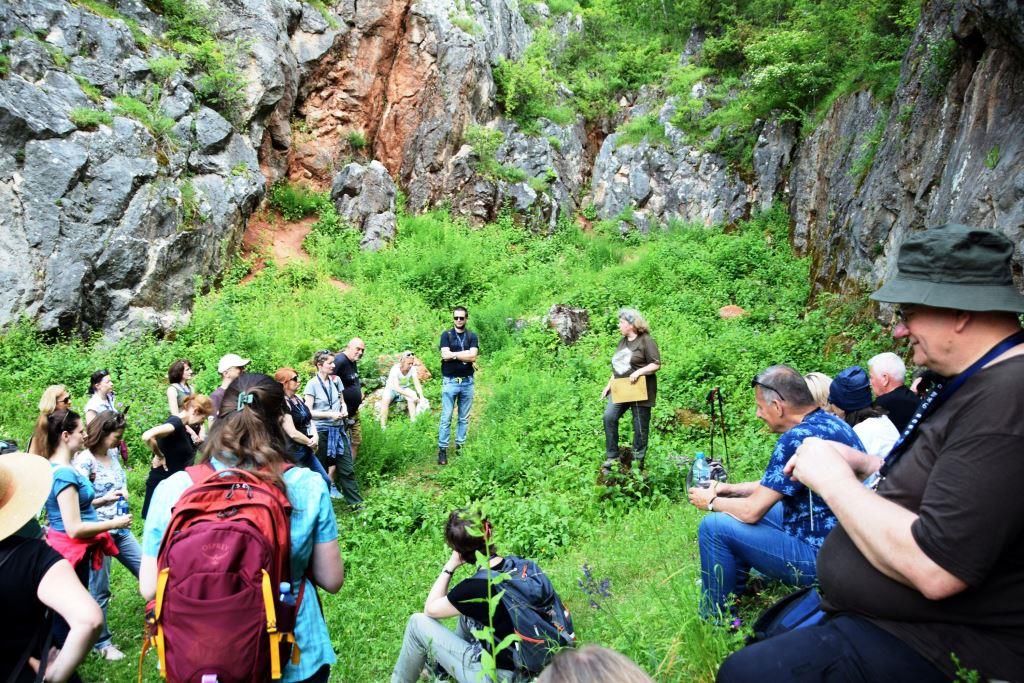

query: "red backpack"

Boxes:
[141, 464, 305, 683]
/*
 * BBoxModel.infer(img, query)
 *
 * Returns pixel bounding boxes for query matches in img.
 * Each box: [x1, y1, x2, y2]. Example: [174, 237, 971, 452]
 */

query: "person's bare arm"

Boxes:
[56, 486, 130, 539]
[36, 559, 102, 682]
[716, 480, 760, 497]
[310, 540, 344, 593]
[412, 375, 425, 400]
[166, 386, 179, 415]
[139, 555, 157, 600]
[628, 361, 660, 383]
[688, 483, 782, 524]
[305, 394, 342, 421]
[786, 438, 967, 599]
[423, 550, 464, 619]
[280, 413, 313, 447]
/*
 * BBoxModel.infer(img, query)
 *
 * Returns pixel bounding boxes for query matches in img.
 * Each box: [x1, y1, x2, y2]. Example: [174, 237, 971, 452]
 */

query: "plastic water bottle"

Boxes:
[201, 675, 219, 683]
[279, 581, 296, 606]
[115, 495, 129, 516]
[691, 451, 712, 488]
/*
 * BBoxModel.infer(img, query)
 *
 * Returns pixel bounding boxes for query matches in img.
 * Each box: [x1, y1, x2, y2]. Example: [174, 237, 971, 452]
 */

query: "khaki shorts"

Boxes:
[346, 416, 361, 448]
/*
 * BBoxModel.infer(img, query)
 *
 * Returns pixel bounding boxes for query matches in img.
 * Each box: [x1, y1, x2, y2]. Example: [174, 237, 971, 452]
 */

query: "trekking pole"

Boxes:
[717, 388, 730, 469]
[706, 387, 718, 464]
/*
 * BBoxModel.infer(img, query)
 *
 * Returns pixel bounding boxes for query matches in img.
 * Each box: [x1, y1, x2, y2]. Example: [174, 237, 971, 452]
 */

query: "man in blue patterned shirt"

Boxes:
[688, 364, 864, 619]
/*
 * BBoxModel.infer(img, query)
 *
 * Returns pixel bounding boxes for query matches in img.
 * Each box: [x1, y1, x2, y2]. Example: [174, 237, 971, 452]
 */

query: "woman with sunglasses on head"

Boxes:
[305, 351, 361, 505]
[84, 371, 117, 425]
[139, 394, 214, 518]
[42, 409, 131, 649]
[140, 374, 345, 683]
[275, 367, 332, 489]
[380, 351, 427, 430]
[166, 359, 205, 445]
[71, 412, 140, 661]
[600, 308, 661, 473]
[28, 385, 72, 456]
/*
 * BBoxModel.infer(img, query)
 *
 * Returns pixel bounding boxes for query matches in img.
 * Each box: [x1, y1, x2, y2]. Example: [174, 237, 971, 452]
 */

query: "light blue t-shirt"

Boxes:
[45, 464, 97, 533]
[142, 458, 339, 681]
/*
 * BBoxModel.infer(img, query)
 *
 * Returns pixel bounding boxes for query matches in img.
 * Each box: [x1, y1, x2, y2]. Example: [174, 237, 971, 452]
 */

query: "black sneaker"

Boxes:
[437, 447, 448, 465]
[455, 444, 462, 454]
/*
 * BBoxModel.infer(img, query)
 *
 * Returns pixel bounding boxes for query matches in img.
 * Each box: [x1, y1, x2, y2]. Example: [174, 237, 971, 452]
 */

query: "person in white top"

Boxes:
[827, 365, 899, 459]
[84, 370, 117, 425]
[380, 351, 426, 429]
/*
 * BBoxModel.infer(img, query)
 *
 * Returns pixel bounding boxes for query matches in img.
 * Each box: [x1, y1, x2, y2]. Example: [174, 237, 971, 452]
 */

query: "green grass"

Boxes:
[69, 106, 114, 129]
[268, 181, 331, 221]
[0, 204, 892, 681]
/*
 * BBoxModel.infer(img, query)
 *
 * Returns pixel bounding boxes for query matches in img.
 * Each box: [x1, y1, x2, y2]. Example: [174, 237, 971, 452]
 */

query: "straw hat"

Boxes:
[0, 453, 53, 542]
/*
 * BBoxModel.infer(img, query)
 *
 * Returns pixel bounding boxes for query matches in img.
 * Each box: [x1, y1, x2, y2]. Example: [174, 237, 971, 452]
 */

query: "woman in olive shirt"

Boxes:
[600, 308, 661, 471]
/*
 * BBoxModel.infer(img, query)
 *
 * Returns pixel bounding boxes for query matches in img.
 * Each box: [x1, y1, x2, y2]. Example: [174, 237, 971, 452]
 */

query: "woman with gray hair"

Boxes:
[600, 308, 661, 471]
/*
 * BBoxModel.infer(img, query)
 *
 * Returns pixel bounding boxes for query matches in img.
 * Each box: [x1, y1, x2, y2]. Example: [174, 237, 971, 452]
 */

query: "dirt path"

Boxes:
[241, 210, 351, 292]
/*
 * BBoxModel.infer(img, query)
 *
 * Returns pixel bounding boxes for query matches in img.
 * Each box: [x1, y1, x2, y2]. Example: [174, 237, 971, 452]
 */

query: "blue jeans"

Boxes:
[698, 502, 818, 618]
[438, 377, 474, 449]
[717, 613, 946, 682]
[90, 528, 143, 649]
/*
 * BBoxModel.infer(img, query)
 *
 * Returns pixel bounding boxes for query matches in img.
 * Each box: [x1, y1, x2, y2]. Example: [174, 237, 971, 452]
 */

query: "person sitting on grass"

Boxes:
[392, 510, 540, 682]
[827, 366, 899, 459]
[536, 645, 653, 683]
[687, 365, 864, 621]
[379, 351, 427, 430]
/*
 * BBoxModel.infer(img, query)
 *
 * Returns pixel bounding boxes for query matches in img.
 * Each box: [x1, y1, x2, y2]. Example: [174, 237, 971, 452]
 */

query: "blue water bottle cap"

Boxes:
[279, 581, 291, 593]
[695, 451, 706, 459]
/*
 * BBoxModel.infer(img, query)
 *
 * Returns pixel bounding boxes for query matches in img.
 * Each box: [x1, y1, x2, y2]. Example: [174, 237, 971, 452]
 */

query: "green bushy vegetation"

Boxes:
[267, 181, 331, 221]
[0, 204, 893, 681]
[113, 93, 176, 141]
[515, 0, 919, 169]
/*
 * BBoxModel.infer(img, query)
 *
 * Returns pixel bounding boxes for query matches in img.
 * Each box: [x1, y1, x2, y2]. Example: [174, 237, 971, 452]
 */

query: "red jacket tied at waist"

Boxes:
[45, 528, 119, 569]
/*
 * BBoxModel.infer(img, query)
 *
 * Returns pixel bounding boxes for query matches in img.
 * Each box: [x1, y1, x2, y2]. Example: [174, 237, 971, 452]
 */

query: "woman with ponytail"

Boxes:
[139, 394, 214, 518]
[140, 374, 345, 683]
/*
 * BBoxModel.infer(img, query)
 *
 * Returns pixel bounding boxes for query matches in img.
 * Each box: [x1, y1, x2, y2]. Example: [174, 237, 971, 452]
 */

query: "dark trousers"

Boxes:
[603, 398, 651, 461]
[316, 428, 363, 505]
[717, 614, 947, 683]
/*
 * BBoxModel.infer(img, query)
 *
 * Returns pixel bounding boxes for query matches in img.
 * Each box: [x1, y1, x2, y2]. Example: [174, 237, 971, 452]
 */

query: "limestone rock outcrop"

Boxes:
[789, 0, 1024, 296]
[0, 0, 340, 337]
[330, 161, 397, 251]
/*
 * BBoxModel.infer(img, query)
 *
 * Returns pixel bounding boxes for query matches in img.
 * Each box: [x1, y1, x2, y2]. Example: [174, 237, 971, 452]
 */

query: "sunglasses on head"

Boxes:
[751, 378, 787, 402]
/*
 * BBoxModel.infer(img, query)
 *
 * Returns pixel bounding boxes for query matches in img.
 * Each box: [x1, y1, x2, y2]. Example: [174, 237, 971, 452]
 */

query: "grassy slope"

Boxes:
[0, 205, 892, 681]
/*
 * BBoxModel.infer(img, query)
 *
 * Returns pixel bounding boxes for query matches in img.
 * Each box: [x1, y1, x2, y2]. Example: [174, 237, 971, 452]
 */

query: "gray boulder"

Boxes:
[330, 161, 398, 251]
[546, 304, 588, 345]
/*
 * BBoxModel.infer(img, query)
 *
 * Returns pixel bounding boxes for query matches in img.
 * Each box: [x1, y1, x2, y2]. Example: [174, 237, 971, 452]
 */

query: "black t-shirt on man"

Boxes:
[875, 385, 919, 433]
[440, 329, 479, 378]
[332, 352, 363, 415]
[817, 355, 1024, 680]
[0, 537, 63, 682]
[448, 576, 515, 671]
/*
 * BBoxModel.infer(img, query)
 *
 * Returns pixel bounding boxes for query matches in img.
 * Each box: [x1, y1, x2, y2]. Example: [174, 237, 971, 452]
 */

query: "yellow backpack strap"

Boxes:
[153, 568, 171, 679]
[261, 570, 283, 679]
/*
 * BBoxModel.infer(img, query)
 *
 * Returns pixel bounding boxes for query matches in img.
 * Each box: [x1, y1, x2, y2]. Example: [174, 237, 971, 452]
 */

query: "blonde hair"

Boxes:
[804, 372, 833, 410]
[618, 308, 650, 335]
[38, 385, 67, 413]
[536, 645, 653, 683]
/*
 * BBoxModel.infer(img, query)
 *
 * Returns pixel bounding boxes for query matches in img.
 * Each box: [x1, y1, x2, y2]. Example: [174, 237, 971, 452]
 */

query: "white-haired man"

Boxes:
[866, 352, 917, 432]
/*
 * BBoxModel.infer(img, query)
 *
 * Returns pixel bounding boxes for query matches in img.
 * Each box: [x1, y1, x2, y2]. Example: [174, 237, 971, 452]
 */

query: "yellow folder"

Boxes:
[610, 376, 648, 404]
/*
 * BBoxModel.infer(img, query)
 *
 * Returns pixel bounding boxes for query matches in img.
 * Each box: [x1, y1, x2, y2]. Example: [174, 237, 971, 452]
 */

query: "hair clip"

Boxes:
[236, 391, 254, 411]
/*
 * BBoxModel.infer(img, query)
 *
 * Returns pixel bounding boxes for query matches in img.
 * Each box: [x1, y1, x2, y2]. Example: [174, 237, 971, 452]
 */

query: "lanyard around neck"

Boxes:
[874, 329, 1024, 486]
[316, 374, 335, 407]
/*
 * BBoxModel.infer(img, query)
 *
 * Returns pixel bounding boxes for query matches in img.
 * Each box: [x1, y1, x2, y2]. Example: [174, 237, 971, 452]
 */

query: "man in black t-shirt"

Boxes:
[391, 510, 533, 682]
[437, 306, 479, 465]
[718, 225, 1024, 682]
[867, 351, 918, 432]
[333, 338, 366, 459]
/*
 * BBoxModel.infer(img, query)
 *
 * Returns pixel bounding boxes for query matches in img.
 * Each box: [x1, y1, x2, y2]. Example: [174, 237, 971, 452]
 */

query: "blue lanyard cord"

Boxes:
[875, 329, 1024, 485]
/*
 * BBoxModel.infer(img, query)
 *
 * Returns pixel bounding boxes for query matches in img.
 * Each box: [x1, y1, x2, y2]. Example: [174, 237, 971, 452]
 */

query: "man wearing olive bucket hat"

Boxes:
[0, 453, 102, 682]
[717, 224, 1024, 682]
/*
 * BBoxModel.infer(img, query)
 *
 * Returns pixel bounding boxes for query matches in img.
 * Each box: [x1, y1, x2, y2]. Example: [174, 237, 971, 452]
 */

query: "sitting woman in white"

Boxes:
[380, 352, 427, 429]
[827, 365, 900, 458]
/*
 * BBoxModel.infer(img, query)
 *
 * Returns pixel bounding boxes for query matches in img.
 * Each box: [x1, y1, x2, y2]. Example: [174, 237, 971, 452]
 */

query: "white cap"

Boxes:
[217, 353, 251, 374]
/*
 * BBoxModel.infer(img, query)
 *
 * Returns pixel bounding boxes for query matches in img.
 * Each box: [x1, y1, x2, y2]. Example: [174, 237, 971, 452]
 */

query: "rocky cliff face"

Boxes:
[789, 0, 1024, 296]
[1, 0, 1021, 338]
[0, 0, 341, 337]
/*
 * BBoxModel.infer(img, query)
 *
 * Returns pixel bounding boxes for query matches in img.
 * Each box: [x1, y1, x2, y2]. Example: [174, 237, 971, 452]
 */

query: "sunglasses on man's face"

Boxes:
[454, 316, 467, 321]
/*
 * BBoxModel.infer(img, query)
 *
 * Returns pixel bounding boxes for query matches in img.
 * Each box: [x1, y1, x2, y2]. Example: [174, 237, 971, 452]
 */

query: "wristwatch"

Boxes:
[707, 496, 718, 512]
